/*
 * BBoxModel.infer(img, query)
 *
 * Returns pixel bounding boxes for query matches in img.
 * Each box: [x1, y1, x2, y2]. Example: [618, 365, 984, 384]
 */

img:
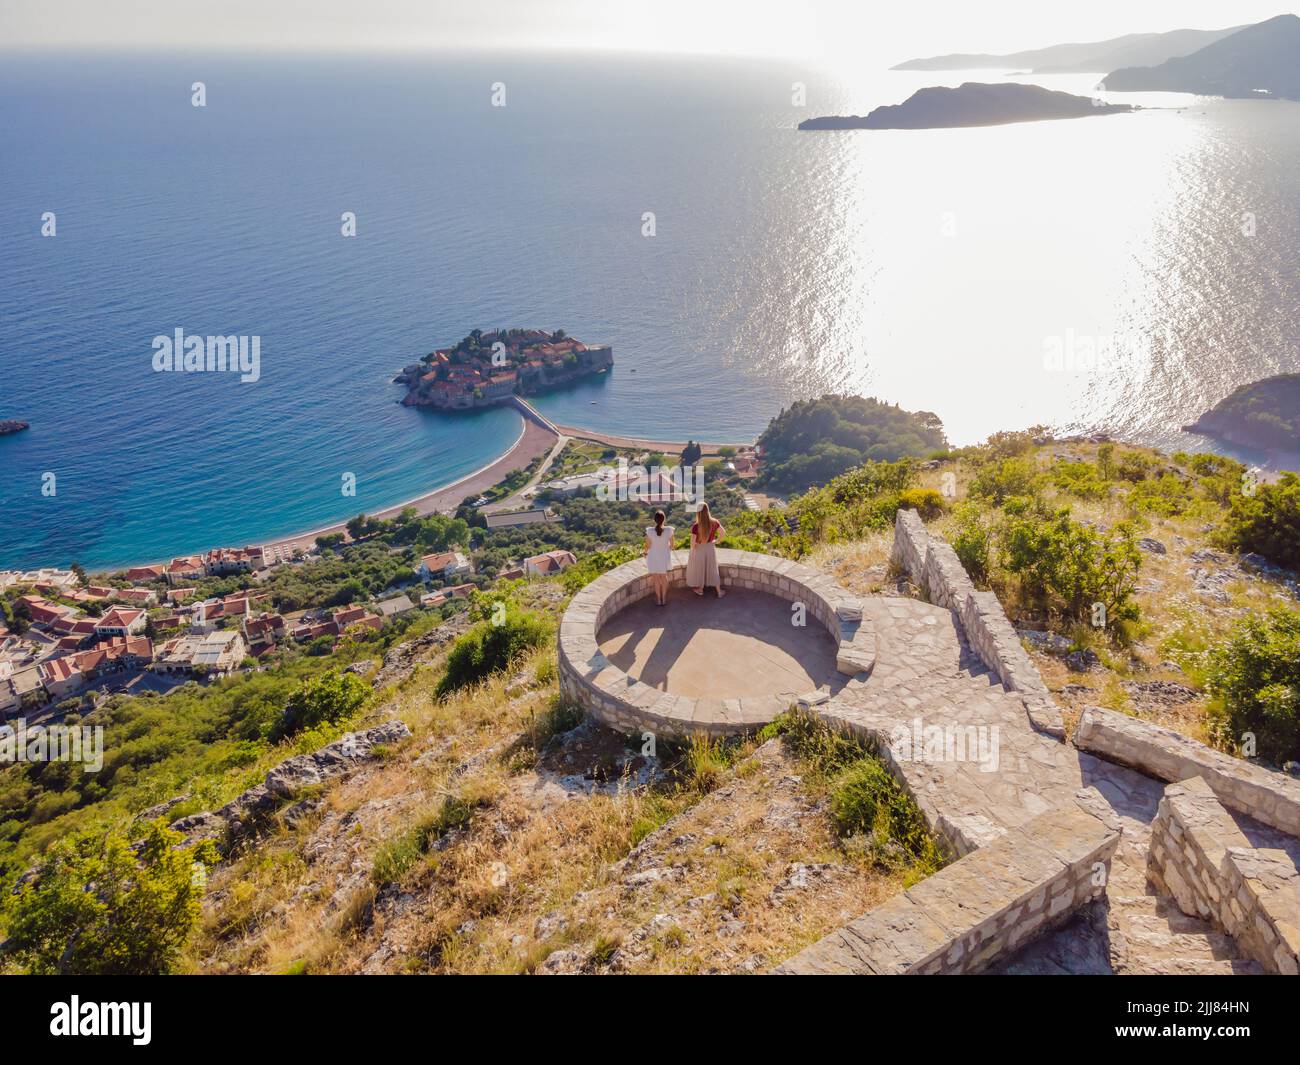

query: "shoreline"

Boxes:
[259, 415, 557, 559]
[51, 410, 757, 577]
[260, 413, 756, 559]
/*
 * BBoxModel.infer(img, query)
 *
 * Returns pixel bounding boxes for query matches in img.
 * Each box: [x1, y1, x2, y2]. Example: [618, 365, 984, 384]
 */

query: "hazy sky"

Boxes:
[2, 1, 1294, 67]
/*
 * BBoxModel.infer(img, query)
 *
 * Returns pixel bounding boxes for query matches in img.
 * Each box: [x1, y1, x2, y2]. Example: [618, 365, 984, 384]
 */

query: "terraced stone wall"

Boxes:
[1149, 776, 1300, 975]
[776, 794, 1119, 974]
[891, 509, 1065, 738]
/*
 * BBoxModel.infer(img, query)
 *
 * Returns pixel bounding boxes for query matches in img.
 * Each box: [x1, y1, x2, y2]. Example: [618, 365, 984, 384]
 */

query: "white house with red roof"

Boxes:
[523, 550, 578, 578]
[418, 550, 471, 582]
[94, 607, 147, 639]
[166, 555, 206, 585]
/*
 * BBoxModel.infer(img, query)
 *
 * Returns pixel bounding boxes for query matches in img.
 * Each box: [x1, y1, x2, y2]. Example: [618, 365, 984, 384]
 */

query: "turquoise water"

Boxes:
[1, 51, 1296, 570]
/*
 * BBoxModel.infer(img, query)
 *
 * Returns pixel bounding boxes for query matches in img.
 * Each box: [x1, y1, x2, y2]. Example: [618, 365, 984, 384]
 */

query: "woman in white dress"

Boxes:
[686, 501, 725, 598]
[644, 509, 674, 606]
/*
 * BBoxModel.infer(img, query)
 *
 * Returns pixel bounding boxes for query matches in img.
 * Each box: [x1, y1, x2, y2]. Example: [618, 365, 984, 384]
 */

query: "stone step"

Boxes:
[1118, 953, 1266, 976]
[1105, 888, 1265, 975]
[1120, 921, 1240, 958]
[1106, 896, 1218, 935]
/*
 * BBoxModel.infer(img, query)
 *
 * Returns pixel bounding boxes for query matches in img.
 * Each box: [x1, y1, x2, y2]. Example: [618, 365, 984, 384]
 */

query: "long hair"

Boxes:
[695, 501, 713, 532]
[653, 509, 666, 537]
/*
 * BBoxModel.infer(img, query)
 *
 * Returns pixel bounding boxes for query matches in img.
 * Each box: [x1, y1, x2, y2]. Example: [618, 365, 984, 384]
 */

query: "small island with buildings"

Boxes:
[394, 328, 613, 411]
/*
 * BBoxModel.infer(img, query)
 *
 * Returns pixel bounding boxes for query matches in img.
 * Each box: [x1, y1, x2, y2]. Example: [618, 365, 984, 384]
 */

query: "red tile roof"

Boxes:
[96, 607, 144, 630]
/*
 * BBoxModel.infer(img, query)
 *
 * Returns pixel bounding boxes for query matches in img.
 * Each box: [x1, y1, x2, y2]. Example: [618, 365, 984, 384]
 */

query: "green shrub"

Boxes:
[1051, 460, 1109, 500]
[969, 456, 1039, 506]
[783, 459, 917, 544]
[998, 500, 1141, 631]
[951, 502, 992, 582]
[829, 760, 944, 874]
[1127, 472, 1195, 516]
[1117, 451, 1154, 483]
[436, 609, 552, 696]
[898, 487, 945, 520]
[276, 669, 369, 738]
[1218, 472, 1300, 570]
[1207, 608, 1300, 764]
[768, 711, 944, 876]
[0, 821, 217, 974]
[560, 545, 639, 594]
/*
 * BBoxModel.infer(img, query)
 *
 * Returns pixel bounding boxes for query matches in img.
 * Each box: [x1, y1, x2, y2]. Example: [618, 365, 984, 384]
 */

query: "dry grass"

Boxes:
[193, 637, 916, 974]
[192, 439, 1293, 973]
[910, 441, 1296, 748]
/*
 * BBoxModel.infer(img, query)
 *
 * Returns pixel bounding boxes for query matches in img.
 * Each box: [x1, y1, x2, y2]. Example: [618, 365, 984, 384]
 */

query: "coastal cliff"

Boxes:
[892, 25, 1242, 74]
[395, 328, 612, 411]
[1185, 374, 1300, 453]
[1103, 14, 1300, 100]
[799, 83, 1134, 131]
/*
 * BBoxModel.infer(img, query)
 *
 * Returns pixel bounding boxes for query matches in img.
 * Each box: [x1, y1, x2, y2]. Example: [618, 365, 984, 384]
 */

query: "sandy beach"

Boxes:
[262, 415, 559, 558]
[107, 401, 756, 572]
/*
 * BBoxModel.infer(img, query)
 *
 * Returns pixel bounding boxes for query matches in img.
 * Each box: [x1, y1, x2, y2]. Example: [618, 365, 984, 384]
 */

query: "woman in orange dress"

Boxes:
[686, 501, 725, 598]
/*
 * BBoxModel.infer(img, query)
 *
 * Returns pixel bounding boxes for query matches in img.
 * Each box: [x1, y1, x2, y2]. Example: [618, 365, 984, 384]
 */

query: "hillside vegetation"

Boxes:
[3, 420, 1298, 974]
[757, 395, 946, 491]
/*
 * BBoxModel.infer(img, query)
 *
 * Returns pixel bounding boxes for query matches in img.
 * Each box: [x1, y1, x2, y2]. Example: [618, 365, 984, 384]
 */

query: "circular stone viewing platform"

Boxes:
[558, 549, 876, 738]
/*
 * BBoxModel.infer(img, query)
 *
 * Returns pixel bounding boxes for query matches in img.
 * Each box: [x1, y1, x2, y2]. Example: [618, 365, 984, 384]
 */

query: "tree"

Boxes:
[1208, 608, 1300, 764]
[1219, 472, 1300, 570]
[0, 821, 217, 975]
[277, 668, 369, 736]
[757, 395, 947, 492]
[436, 609, 552, 696]
[70, 562, 89, 587]
[680, 440, 702, 466]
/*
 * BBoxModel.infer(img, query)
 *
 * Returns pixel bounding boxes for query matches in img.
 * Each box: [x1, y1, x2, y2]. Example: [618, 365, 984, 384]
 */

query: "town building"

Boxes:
[166, 556, 206, 585]
[523, 550, 578, 577]
[94, 608, 148, 640]
[155, 630, 248, 676]
[375, 594, 416, 618]
[484, 507, 556, 530]
[418, 550, 471, 581]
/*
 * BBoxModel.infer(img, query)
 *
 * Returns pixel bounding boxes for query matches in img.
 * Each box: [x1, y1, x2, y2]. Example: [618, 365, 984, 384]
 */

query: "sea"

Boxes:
[1, 50, 1296, 570]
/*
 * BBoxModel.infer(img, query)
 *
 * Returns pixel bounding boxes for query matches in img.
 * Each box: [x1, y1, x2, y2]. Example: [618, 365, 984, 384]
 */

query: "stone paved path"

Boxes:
[813, 596, 1264, 974]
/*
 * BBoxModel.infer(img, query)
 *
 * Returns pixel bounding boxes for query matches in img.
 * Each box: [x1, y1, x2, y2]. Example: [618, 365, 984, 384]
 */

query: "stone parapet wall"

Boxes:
[776, 793, 1119, 974]
[920, 540, 976, 613]
[891, 509, 1064, 739]
[890, 507, 929, 580]
[1075, 706, 1300, 837]
[960, 591, 1064, 739]
[1149, 776, 1300, 975]
[557, 549, 875, 739]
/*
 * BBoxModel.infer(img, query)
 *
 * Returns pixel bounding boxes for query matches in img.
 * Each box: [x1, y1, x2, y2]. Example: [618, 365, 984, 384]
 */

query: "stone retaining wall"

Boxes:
[776, 792, 1119, 974]
[1149, 776, 1300, 975]
[1075, 706, 1300, 837]
[557, 550, 875, 739]
[891, 510, 1064, 739]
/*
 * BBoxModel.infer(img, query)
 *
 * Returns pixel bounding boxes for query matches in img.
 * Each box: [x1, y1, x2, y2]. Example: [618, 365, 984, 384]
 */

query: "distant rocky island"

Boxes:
[395, 329, 612, 411]
[1185, 374, 1300, 453]
[799, 83, 1134, 131]
[0, 419, 30, 436]
[1103, 14, 1300, 100]
[893, 24, 1241, 74]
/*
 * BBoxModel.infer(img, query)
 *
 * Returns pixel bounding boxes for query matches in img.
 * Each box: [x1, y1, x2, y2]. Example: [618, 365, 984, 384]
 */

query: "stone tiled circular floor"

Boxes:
[597, 587, 838, 698]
